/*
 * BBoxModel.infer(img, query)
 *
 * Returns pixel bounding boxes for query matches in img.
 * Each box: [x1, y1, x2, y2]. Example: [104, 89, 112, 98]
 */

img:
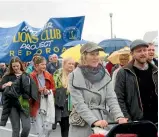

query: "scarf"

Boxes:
[79, 64, 105, 84]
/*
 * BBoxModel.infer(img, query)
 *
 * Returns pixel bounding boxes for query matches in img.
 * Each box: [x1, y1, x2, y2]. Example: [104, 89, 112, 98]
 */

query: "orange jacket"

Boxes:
[30, 70, 55, 117]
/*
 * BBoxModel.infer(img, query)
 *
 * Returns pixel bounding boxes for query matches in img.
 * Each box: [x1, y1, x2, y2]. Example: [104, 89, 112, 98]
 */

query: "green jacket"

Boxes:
[53, 69, 72, 111]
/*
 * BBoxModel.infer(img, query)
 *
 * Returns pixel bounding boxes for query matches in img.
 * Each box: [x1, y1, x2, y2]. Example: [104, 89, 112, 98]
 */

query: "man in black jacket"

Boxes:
[147, 43, 158, 67]
[115, 39, 158, 123]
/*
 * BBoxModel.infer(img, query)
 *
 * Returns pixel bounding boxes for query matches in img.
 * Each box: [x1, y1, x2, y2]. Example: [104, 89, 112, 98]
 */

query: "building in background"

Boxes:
[143, 31, 157, 42]
[143, 31, 158, 56]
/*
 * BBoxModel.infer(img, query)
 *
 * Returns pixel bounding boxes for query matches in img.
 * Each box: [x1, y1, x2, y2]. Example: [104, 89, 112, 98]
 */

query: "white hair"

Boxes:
[52, 54, 58, 58]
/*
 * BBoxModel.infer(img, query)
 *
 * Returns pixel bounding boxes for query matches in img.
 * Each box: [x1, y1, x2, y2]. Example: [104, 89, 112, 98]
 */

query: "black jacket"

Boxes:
[0, 73, 38, 126]
[46, 61, 61, 75]
[55, 87, 67, 109]
[115, 60, 158, 121]
[0, 68, 7, 78]
[153, 58, 158, 67]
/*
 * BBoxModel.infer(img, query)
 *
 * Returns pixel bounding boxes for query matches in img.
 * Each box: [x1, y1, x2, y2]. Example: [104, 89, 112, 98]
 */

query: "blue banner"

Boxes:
[0, 16, 85, 63]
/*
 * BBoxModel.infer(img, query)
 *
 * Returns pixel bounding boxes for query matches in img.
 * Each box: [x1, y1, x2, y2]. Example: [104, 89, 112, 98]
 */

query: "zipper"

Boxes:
[125, 68, 143, 111]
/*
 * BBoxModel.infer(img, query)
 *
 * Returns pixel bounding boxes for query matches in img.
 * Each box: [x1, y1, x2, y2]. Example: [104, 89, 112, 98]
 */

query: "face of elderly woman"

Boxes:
[64, 59, 75, 73]
[85, 51, 100, 67]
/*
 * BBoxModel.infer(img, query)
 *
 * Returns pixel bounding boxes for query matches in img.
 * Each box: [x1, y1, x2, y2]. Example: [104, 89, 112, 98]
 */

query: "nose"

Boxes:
[141, 50, 147, 55]
[93, 54, 99, 59]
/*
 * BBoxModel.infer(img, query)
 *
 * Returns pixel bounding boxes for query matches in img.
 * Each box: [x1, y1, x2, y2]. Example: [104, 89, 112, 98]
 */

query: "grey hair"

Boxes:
[52, 54, 58, 57]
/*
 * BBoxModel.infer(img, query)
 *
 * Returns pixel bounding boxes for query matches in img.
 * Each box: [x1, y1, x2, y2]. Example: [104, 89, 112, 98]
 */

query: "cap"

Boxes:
[130, 39, 149, 51]
[80, 42, 104, 54]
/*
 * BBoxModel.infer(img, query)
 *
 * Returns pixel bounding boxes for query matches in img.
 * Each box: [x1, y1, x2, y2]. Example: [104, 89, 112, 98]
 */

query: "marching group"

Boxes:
[0, 40, 158, 137]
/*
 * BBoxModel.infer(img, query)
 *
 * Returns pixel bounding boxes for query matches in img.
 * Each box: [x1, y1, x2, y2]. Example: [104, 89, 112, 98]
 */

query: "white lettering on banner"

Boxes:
[22, 26, 42, 36]
[9, 47, 67, 56]
[22, 26, 30, 32]
[20, 40, 53, 50]
[43, 22, 53, 29]
[21, 22, 54, 37]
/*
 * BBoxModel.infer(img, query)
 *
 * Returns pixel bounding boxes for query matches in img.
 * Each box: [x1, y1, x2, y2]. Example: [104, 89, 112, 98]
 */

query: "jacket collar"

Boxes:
[31, 70, 51, 81]
[123, 60, 158, 74]
[153, 58, 158, 66]
[72, 67, 111, 92]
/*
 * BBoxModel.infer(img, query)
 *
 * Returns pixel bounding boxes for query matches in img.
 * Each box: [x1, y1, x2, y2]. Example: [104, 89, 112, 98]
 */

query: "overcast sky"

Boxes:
[0, 0, 158, 43]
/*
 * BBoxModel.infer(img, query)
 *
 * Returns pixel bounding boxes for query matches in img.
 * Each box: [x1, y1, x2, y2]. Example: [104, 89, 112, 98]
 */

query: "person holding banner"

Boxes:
[30, 56, 56, 137]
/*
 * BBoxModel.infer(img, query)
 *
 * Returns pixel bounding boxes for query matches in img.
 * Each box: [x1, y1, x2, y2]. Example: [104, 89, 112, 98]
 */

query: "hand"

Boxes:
[43, 86, 46, 91]
[2, 83, 7, 88]
[43, 86, 48, 95]
[44, 89, 49, 95]
[38, 87, 45, 92]
[117, 118, 128, 124]
[93, 120, 108, 128]
[5, 82, 12, 87]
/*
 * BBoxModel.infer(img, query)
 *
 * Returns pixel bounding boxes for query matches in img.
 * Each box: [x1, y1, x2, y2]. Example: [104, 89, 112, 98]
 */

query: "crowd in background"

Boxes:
[0, 40, 158, 137]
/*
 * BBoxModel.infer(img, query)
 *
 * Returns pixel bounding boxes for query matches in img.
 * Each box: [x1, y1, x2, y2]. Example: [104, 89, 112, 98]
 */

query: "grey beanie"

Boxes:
[130, 39, 149, 51]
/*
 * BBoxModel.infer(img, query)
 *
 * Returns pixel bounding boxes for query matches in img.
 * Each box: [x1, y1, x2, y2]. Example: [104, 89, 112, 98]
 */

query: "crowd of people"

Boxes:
[0, 40, 158, 137]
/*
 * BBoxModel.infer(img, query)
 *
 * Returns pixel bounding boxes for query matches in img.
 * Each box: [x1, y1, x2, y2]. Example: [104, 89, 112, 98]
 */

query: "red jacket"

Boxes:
[105, 62, 114, 75]
[30, 70, 56, 117]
